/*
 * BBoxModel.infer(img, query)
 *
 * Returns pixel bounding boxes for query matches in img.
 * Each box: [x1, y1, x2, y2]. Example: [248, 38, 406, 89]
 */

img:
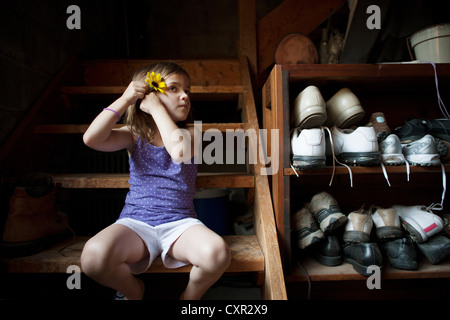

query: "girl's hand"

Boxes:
[121, 81, 148, 105]
[139, 92, 165, 116]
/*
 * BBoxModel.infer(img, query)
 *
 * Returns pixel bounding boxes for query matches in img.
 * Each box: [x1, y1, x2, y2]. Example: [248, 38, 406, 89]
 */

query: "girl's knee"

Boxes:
[200, 237, 231, 271]
[80, 240, 109, 277]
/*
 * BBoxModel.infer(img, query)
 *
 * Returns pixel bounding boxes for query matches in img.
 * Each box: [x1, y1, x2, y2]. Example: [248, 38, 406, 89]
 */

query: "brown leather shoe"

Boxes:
[1, 174, 70, 257]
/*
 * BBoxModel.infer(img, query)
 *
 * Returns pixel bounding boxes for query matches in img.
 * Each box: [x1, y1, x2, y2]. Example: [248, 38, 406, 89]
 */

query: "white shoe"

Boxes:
[291, 128, 326, 170]
[393, 205, 444, 243]
[292, 86, 326, 129]
[325, 88, 365, 129]
[402, 134, 441, 166]
[331, 126, 380, 166]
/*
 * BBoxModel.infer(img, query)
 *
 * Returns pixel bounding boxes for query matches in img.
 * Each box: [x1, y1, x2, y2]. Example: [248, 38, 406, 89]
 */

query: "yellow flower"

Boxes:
[145, 72, 166, 94]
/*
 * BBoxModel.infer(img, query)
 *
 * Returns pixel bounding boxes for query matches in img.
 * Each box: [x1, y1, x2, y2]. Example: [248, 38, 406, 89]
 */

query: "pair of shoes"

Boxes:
[292, 86, 365, 129]
[291, 126, 380, 170]
[393, 204, 444, 244]
[1, 173, 71, 257]
[292, 192, 347, 251]
[342, 208, 383, 276]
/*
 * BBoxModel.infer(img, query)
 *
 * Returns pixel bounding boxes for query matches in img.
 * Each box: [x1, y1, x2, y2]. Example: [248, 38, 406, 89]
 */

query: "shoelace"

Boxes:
[420, 61, 450, 119]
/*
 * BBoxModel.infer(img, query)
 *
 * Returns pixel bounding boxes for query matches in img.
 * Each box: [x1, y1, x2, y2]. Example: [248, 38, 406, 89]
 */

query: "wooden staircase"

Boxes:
[0, 57, 287, 300]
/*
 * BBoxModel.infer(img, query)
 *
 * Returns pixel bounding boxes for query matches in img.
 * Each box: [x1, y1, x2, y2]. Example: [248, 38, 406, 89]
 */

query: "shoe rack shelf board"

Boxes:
[262, 63, 450, 280]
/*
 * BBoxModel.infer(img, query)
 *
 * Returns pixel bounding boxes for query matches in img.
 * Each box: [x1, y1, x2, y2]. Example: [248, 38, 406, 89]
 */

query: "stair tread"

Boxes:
[61, 85, 244, 94]
[1, 235, 264, 273]
[53, 172, 254, 189]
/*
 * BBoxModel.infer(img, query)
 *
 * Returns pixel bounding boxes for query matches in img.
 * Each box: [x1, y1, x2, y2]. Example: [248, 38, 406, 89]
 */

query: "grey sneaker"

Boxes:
[402, 134, 441, 166]
[379, 134, 406, 166]
[308, 192, 347, 234]
[291, 207, 324, 250]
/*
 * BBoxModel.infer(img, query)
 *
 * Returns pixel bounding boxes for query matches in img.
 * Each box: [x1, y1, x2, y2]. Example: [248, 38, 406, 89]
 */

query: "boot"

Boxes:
[1, 173, 70, 257]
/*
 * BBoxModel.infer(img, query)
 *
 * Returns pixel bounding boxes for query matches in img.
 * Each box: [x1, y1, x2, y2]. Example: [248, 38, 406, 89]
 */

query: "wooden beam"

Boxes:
[238, 0, 257, 76]
[257, 0, 347, 73]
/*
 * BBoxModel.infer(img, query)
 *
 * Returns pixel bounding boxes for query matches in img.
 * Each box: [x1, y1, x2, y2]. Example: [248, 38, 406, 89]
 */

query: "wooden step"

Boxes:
[61, 85, 244, 95]
[1, 235, 264, 274]
[53, 173, 255, 189]
[34, 122, 249, 134]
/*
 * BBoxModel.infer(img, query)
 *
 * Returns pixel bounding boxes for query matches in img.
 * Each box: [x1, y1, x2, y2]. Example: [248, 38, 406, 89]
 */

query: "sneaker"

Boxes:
[425, 118, 450, 142]
[393, 205, 444, 243]
[379, 134, 407, 166]
[291, 207, 324, 250]
[325, 88, 365, 129]
[370, 206, 403, 240]
[291, 127, 326, 170]
[370, 112, 391, 142]
[393, 119, 428, 143]
[343, 209, 373, 243]
[402, 134, 441, 166]
[307, 192, 347, 234]
[331, 126, 380, 166]
[291, 85, 326, 129]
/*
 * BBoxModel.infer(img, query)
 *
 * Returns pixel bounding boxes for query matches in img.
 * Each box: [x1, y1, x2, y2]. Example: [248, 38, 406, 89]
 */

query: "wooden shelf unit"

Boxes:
[262, 63, 450, 282]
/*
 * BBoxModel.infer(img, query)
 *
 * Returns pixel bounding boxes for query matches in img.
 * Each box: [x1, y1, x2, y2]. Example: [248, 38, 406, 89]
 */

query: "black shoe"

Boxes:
[343, 242, 383, 276]
[315, 234, 343, 266]
[416, 235, 450, 264]
[393, 119, 428, 143]
[380, 237, 418, 270]
[426, 119, 450, 142]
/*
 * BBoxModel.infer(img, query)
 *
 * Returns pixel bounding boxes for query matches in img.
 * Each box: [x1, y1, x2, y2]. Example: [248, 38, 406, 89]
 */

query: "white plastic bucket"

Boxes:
[408, 23, 450, 63]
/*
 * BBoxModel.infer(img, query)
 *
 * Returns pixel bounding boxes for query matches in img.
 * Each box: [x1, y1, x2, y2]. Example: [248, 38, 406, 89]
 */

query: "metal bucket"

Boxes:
[408, 23, 450, 63]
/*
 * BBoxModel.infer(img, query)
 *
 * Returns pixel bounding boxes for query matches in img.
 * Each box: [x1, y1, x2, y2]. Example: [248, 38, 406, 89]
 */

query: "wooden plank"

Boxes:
[81, 59, 242, 86]
[238, 0, 257, 76]
[61, 85, 244, 95]
[287, 257, 450, 282]
[257, 0, 346, 73]
[1, 235, 264, 274]
[34, 123, 249, 134]
[52, 173, 254, 189]
[240, 57, 287, 299]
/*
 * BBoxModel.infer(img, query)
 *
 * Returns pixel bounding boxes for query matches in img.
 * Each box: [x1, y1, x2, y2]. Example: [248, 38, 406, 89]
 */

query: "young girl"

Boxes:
[80, 62, 231, 300]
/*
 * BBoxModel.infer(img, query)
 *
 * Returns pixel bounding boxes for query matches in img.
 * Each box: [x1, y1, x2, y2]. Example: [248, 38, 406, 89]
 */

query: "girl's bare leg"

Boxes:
[169, 224, 231, 300]
[80, 224, 148, 300]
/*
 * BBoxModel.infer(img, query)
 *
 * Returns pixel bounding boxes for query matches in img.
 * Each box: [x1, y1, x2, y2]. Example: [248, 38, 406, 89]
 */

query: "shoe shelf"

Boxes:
[262, 63, 450, 283]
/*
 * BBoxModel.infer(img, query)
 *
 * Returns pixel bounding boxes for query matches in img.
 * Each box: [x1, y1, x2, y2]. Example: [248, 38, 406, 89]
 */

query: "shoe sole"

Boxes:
[344, 256, 380, 276]
[399, 217, 426, 243]
[294, 105, 326, 128]
[375, 226, 404, 240]
[381, 154, 405, 166]
[318, 214, 348, 234]
[315, 253, 343, 266]
[292, 155, 326, 170]
[294, 227, 324, 250]
[343, 230, 371, 243]
[405, 154, 440, 166]
[337, 152, 381, 166]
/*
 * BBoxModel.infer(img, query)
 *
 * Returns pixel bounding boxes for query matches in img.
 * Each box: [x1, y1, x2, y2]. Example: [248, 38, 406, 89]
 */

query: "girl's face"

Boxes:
[157, 73, 191, 122]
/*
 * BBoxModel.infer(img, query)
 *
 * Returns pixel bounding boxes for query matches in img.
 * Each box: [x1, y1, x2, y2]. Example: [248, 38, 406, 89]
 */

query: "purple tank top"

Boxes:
[118, 137, 197, 226]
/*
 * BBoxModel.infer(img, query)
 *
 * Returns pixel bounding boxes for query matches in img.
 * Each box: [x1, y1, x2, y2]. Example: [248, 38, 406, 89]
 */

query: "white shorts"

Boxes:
[114, 217, 204, 274]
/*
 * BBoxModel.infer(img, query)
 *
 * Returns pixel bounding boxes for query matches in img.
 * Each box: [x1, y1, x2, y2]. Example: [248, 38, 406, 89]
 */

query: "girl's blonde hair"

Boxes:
[125, 62, 191, 144]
